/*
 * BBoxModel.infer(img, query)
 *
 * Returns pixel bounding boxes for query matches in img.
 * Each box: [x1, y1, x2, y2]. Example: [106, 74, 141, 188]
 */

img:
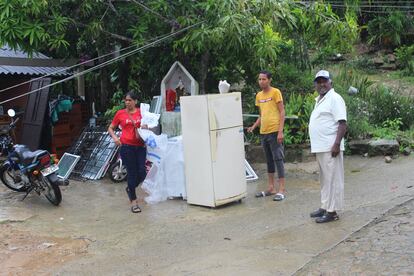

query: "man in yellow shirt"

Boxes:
[248, 70, 286, 201]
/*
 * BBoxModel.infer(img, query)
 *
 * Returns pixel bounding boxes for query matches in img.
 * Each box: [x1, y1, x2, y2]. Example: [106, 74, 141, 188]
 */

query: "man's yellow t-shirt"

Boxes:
[255, 87, 283, 134]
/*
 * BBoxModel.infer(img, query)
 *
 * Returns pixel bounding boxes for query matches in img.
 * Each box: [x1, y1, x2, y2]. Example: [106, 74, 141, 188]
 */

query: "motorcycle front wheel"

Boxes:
[0, 163, 28, 192]
[40, 175, 62, 206]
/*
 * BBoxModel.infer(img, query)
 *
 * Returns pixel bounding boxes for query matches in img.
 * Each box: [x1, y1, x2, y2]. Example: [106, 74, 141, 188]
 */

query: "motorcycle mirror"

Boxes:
[7, 109, 16, 118]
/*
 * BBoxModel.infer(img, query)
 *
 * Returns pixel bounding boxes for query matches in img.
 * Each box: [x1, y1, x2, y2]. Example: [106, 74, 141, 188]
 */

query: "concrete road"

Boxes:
[0, 155, 413, 275]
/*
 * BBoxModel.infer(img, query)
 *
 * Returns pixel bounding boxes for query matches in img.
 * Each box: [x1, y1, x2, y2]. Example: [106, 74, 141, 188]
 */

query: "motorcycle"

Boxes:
[0, 109, 62, 206]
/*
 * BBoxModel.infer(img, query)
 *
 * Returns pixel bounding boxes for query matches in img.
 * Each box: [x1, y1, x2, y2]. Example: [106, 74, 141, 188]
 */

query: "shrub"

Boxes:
[272, 63, 314, 98]
[395, 45, 414, 76]
[342, 95, 372, 139]
[334, 66, 374, 99]
[284, 92, 315, 145]
[346, 56, 376, 74]
[370, 118, 403, 140]
[397, 126, 414, 150]
[366, 85, 414, 130]
[104, 90, 124, 119]
[367, 12, 414, 49]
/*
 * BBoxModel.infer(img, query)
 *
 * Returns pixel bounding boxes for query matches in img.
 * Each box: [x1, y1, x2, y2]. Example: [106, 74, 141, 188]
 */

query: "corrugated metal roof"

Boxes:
[0, 45, 50, 59]
[0, 65, 70, 76]
[0, 45, 72, 76]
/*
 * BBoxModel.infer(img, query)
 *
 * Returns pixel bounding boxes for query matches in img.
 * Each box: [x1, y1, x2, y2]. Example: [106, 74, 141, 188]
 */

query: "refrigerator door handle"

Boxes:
[210, 131, 218, 162]
[208, 102, 218, 130]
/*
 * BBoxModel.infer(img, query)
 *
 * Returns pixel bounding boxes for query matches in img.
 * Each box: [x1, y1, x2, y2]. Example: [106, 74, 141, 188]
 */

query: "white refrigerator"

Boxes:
[180, 92, 247, 207]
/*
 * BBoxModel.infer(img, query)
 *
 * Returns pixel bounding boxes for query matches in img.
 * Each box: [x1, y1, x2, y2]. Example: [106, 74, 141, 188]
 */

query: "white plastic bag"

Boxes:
[138, 128, 168, 165]
[142, 136, 186, 204]
[140, 103, 160, 128]
[218, 80, 230, 93]
[163, 136, 186, 198]
[142, 163, 168, 204]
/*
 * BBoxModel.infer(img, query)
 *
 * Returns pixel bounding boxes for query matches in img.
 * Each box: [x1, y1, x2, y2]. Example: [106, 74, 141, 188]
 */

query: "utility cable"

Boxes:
[0, 21, 204, 105]
[0, 24, 188, 95]
[129, 0, 177, 26]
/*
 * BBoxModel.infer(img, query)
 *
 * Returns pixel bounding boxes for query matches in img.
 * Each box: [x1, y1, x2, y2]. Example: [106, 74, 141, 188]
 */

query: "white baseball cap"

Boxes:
[314, 70, 331, 81]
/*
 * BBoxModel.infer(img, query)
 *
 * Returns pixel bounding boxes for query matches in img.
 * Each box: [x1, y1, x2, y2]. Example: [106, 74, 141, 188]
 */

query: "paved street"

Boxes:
[0, 155, 413, 275]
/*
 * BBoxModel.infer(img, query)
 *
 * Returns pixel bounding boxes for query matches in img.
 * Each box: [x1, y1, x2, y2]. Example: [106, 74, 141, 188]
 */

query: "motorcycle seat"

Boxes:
[14, 145, 48, 165]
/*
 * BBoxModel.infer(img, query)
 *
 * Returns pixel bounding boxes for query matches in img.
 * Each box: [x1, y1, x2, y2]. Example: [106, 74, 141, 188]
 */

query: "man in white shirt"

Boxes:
[308, 70, 347, 223]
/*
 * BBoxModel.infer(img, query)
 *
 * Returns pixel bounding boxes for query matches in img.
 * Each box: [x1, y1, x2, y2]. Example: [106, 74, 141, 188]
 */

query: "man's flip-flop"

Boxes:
[255, 191, 276, 198]
[273, 193, 286, 201]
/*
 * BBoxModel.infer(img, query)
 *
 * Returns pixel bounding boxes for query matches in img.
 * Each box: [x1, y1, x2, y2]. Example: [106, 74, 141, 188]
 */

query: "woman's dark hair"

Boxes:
[124, 91, 138, 101]
[259, 70, 272, 79]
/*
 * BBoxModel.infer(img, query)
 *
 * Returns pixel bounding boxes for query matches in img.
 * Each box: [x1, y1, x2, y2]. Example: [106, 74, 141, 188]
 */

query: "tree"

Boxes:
[0, 0, 360, 106]
[0, 0, 70, 53]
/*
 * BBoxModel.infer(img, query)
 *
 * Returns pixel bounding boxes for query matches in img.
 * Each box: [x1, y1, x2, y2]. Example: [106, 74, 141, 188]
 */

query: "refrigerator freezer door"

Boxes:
[180, 96, 215, 207]
[210, 126, 246, 203]
[208, 92, 243, 131]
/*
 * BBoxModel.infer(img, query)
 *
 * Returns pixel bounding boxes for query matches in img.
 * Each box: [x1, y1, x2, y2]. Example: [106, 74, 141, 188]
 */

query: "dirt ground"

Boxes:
[0, 154, 413, 275]
[0, 224, 89, 276]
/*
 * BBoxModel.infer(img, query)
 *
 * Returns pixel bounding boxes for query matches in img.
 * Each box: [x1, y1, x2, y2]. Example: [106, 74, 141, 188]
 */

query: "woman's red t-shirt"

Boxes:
[111, 109, 144, 146]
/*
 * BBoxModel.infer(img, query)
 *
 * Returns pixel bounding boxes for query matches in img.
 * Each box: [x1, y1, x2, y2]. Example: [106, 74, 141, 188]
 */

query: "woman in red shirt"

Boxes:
[108, 92, 147, 213]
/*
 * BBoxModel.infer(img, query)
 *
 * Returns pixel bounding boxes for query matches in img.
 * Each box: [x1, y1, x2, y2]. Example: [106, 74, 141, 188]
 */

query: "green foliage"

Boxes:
[0, 0, 71, 53]
[311, 46, 337, 66]
[253, 24, 293, 70]
[395, 45, 414, 76]
[367, 11, 414, 49]
[104, 90, 124, 119]
[334, 66, 414, 141]
[241, 85, 258, 115]
[335, 66, 374, 99]
[367, 118, 402, 140]
[284, 93, 315, 145]
[397, 126, 414, 150]
[345, 56, 377, 74]
[342, 95, 372, 139]
[273, 64, 314, 97]
[366, 85, 414, 130]
[1, 0, 361, 110]
[383, 117, 404, 131]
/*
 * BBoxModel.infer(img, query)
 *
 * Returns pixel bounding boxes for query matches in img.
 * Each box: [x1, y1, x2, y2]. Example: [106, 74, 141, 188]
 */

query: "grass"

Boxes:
[389, 71, 414, 85]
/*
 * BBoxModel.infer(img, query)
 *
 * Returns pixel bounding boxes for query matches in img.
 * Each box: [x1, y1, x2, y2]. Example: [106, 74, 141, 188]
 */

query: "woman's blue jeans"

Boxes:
[120, 144, 147, 201]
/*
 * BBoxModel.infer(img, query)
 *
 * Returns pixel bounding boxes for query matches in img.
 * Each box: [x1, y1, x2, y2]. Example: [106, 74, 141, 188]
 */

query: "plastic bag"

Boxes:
[142, 163, 168, 204]
[140, 103, 160, 128]
[218, 80, 230, 93]
[163, 136, 186, 198]
[142, 136, 186, 204]
[138, 128, 168, 165]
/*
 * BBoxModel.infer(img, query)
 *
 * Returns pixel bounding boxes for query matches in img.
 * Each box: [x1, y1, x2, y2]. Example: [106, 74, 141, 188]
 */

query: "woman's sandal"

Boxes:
[131, 205, 141, 213]
[255, 191, 276, 198]
[273, 193, 286, 201]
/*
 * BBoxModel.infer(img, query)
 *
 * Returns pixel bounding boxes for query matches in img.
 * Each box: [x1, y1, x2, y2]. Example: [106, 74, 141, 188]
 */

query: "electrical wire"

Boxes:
[129, 0, 177, 25]
[0, 0, 180, 94]
[0, 21, 204, 105]
[0, 25, 188, 95]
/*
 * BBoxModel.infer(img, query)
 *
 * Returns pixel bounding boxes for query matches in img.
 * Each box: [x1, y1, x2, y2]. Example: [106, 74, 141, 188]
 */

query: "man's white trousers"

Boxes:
[316, 151, 344, 212]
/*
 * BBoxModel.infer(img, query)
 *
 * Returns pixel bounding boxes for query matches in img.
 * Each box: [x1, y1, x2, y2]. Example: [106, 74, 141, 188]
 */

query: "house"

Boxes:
[0, 45, 89, 156]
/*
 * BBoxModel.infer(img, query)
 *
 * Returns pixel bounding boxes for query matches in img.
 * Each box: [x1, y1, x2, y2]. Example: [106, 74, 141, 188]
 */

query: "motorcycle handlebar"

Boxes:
[8, 117, 19, 130]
